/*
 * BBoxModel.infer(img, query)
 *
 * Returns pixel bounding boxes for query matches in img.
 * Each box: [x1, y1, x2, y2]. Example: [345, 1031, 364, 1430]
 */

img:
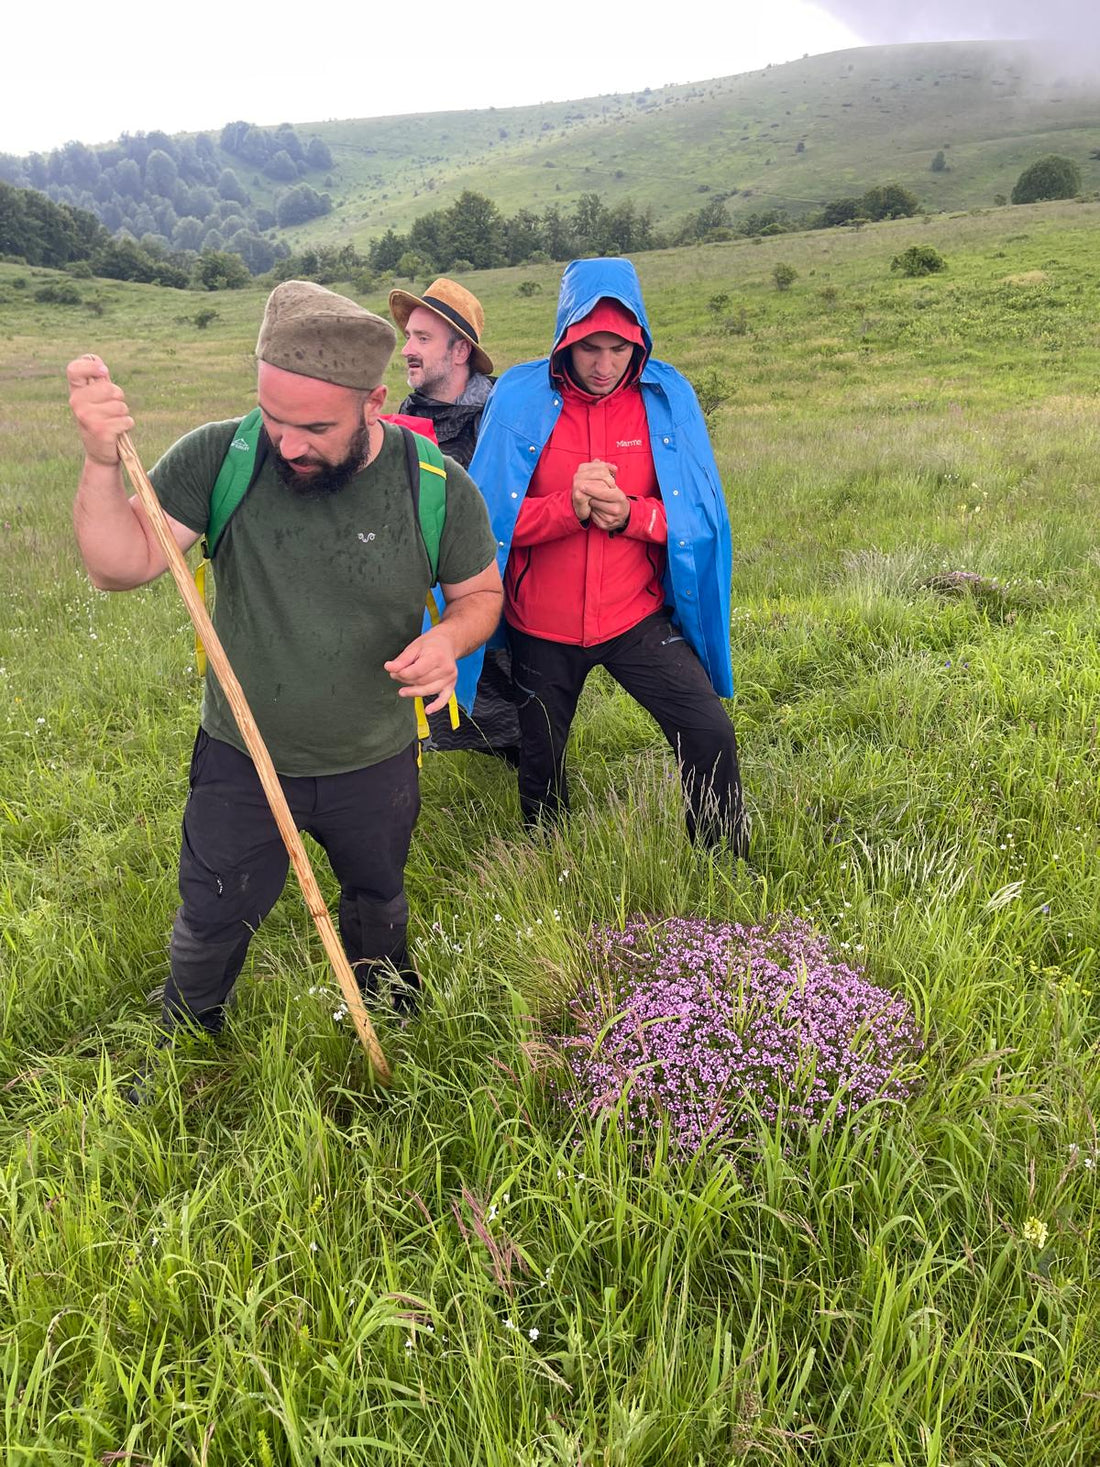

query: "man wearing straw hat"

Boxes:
[388, 277, 520, 765]
[66, 281, 502, 1039]
[389, 277, 495, 469]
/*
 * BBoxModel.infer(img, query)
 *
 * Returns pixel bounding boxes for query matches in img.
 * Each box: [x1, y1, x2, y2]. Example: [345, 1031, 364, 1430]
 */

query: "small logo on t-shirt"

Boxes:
[616, 438, 643, 448]
[357, 531, 376, 544]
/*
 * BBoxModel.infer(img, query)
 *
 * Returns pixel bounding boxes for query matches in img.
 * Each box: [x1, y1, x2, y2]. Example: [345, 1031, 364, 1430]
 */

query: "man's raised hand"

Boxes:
[67, 354, 134, 467]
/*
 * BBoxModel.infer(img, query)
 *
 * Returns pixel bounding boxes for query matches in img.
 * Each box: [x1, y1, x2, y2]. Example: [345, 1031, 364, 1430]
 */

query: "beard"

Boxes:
[272, 422, 371, 498]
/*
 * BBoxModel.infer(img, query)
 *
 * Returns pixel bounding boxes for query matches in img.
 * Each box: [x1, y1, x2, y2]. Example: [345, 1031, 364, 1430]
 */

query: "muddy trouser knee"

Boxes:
[162, 915, 255, 1032]
[162, 730, 292, 1033]
[337, 889, 418, 1008]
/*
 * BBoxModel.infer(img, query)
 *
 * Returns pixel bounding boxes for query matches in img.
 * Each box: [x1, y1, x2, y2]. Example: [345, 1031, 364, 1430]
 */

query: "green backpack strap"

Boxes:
[206, 407, 265, 556]
[399, 426, 447, 584]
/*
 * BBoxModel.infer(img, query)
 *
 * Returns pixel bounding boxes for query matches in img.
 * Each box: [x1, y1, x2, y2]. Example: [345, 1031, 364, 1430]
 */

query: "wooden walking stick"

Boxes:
[116, 430, 392, 1087]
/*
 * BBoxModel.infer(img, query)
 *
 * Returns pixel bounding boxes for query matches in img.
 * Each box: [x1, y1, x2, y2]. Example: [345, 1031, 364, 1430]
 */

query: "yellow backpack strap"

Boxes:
[194, 556, 209, 676]
[417, 592, 461, 732]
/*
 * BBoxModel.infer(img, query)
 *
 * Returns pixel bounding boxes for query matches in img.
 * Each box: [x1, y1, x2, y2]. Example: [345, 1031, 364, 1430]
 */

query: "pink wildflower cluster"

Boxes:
[558, 916, 924, 1152]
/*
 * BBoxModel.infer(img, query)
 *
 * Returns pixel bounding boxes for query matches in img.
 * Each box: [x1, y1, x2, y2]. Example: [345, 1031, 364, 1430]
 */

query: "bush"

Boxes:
[515, 280, 542, 296]
[34, 281, 82, 304]
[1011, 154, 1081, 204]
[191, 249, 250, 291]
[891, 244, 948, 277]
[688, 366, 734, 421]
[772, 261, 798, 291]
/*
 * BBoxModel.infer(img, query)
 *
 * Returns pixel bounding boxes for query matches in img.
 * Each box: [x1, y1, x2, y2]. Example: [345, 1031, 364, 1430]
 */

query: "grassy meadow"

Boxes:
[1, 202, 1099, 1464]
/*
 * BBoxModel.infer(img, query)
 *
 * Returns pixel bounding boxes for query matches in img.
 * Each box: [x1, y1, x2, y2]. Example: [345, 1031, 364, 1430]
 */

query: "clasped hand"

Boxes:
[572, 459, 630, 532]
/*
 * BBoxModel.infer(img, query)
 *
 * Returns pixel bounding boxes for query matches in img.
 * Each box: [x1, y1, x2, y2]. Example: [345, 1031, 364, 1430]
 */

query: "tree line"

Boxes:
[357, 182, 923, 278]
[0, 122, 334, 281]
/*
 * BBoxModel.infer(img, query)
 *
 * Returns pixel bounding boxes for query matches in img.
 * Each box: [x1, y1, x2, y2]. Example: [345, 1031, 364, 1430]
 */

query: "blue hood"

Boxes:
[551, 258, 654, 358]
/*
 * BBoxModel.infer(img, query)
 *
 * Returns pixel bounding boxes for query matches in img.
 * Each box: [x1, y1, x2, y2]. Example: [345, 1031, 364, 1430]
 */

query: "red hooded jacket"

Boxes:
[504, 300, 668, 646]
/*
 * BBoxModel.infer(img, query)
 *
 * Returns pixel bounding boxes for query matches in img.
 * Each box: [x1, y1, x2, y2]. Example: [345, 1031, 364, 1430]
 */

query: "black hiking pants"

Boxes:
[162, 731, 420, 1032]
[507, 611, 746, 852]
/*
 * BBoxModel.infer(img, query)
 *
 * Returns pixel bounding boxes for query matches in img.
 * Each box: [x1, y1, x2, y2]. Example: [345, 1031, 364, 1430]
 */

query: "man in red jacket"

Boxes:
[487, 285, 745, 852]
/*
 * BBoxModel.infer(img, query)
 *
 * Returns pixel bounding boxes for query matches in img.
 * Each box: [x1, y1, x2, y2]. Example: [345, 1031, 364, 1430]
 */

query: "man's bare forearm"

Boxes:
[439, 588, 503, 658]
[74, 458, 202, 591]
[73, 458, 166, 590]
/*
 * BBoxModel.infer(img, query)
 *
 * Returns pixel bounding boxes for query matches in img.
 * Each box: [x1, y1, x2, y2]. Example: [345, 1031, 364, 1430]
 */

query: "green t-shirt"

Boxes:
[150, 418, 496, 775]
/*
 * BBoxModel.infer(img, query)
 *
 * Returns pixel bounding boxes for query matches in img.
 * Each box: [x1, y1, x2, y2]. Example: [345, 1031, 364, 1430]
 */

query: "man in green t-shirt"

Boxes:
[67, 281, 502, 1042]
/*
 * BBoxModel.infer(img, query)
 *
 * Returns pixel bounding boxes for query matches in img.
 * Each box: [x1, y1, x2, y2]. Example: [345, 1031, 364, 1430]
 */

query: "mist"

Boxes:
[819, 1, 1099, 57]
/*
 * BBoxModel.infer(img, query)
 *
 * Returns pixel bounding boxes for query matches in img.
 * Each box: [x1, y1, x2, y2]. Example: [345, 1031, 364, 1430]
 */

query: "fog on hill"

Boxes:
[822, 1, 1100, 64]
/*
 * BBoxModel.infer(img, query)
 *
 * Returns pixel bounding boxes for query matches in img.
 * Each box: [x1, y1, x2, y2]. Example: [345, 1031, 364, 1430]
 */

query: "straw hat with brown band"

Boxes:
[388, 278, 494, 377]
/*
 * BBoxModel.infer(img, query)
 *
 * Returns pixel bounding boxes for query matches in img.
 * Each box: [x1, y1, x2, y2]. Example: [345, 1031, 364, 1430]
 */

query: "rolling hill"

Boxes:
[291, 40, 1100, 249]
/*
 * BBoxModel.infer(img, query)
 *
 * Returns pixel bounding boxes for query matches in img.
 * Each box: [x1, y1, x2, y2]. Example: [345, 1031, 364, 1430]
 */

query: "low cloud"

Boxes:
[819, 1, 1098, 47]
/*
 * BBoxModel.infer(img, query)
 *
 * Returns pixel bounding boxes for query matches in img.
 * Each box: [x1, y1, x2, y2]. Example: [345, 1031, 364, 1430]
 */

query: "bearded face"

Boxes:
[270, 420, 372, 498]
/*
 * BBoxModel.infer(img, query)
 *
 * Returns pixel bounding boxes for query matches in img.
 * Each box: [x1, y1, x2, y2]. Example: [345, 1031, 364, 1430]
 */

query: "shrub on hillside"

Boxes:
[191, 249, 250, 291]
[555, 916, 925, 1153]
[1011, 155, 1081, 205]
[688, 366, 734, 421]
[772, 261, 798, 291]
[891, 244, 948, 277]
[34, 281, 82, 305]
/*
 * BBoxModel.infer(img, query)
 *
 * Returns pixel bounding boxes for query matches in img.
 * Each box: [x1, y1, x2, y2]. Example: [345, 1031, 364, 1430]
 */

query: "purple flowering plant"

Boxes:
[556, 916, 924, 1153]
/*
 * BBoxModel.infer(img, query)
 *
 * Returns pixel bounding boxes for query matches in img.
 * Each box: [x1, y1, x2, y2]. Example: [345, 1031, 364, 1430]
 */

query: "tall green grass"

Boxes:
[1, 207, 1098, 1463]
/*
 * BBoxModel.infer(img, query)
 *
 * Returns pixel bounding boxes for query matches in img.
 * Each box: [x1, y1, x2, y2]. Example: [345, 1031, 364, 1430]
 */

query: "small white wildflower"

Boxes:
[487, 1204, 498, 1222]
[502, 1193, 510, 1204]
[309, 1241, 319, 1252]
[556, 1168, 564, 1180]
[36, 717, 45, 725]
[1085, 1157, 1095, 1171]
[493, 913, 502, 922]
[404, 1338, 415, 1351]
[528, 1327, 539, 1341]
[503, 1317, 515, 1329]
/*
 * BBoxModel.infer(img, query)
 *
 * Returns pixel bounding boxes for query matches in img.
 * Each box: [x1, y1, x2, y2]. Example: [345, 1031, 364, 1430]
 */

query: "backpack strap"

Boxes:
[206, 407, 266, 557]
[399, 425, 447, 585]
[194, 408, 266, 674]
[397, 426, 459, 738]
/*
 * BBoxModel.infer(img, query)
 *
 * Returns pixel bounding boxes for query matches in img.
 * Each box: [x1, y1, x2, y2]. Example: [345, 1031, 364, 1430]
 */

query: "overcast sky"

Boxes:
[6, 1, 859, 155]
[5, 0, 1092, 158]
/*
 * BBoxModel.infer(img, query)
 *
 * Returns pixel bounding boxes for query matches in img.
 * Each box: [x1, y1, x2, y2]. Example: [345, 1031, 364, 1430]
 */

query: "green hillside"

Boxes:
[290, 40, 1100, 249]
